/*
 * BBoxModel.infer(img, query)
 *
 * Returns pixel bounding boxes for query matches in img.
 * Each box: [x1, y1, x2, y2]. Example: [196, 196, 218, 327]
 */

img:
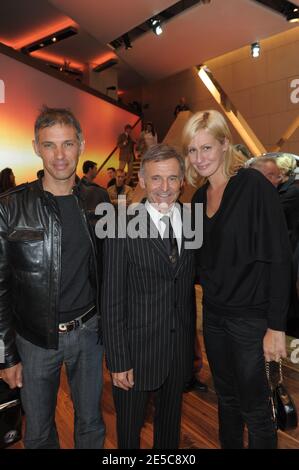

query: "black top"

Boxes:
[277, 175, 299, 252]
[81, 177, 110, 207]
[55, 195, 95, 322]
[192, 168, 292, 330]
[107, 178, 116, 188]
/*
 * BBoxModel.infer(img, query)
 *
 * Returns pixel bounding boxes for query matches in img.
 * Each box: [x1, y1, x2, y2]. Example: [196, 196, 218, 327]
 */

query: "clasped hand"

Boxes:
[112, 368, 134, 391]
[263, 328, 287, 362]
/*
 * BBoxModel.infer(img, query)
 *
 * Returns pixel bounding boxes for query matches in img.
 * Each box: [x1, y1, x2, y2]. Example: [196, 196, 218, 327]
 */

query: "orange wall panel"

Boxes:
[0, 52, 140, 187]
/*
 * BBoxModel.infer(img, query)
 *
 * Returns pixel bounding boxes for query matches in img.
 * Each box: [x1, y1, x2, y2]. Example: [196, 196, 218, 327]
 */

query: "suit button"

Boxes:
[170, 329, 176, 333]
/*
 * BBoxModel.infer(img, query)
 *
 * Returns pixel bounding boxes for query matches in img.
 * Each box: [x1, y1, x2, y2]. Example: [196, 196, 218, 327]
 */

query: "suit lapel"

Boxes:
[174, 203, 192, 274]
[174, 234, 188, 274]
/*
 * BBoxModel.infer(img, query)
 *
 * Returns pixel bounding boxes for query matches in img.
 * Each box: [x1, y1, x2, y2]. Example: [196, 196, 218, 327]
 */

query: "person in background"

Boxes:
[82, 160, 98, 184]
[136, 122, 158, 158]
[183, 109, 291, 449]
[0, 106, 105, 449]
[37, 169, 44, 179]
[0, 167, 16, 193]
[234, 143, 252, 160]
[248, 154, 299, 338]
[276, 154, 299, 337]
[174, 97, 190, 118]
[276, 154, 299, 252]
[81, 160, 110, 223]
[246, 156, 282, 188]
[106, 167, 116, 188]
[107, 169, 133, 207]
[117, 124, 135, 184]
[295, 243, 299, 299]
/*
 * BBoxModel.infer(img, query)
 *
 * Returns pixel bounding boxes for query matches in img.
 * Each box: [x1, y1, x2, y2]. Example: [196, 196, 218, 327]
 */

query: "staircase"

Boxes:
[131, 159, 141, 188]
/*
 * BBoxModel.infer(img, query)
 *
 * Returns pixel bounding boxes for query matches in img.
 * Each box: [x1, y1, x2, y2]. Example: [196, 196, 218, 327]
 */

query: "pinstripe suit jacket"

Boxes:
[101, 205, 196, 391]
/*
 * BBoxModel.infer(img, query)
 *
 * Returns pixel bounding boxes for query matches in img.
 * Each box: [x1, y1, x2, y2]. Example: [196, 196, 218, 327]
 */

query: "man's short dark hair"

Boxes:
[107, 167, 116, 172]
[83, 160, 97, 174]
[140, 144, 185, 180]
[34, 105, 83, 144]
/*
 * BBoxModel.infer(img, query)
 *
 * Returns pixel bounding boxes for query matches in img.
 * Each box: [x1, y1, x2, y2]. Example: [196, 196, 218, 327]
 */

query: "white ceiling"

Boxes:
[49, 0, 178, 44]
[116, 0, 297, 81]
[0, 0, 298, 90]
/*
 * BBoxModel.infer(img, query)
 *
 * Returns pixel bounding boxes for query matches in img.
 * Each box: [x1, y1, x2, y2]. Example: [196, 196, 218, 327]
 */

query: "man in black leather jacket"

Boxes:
[0, 106, 108, 448]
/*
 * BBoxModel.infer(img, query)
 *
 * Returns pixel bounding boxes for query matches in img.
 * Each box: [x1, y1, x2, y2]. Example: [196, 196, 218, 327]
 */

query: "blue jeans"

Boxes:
[16, 314, 105, 449]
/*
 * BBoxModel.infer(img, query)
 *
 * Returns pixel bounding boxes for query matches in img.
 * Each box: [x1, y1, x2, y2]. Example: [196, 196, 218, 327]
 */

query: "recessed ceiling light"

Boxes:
[251, 42, 260, 58]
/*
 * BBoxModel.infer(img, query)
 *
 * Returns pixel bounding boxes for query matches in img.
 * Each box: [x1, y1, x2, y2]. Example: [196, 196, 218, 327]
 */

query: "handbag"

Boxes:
[0, 379, 22, 448]
[266, 360, 298, 431]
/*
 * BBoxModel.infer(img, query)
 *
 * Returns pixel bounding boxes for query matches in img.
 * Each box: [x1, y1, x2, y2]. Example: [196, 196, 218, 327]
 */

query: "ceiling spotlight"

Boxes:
[286, 8, 299, 23]
[21, 26, 77, 54]
[122, 33, 132, 50]
[251, 42, 260, 58]
[151, 18, 163, 36]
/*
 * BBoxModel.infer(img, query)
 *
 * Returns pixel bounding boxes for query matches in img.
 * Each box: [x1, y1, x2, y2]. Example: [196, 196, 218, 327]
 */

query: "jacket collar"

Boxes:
[278, 175, 296, 194]
[35, 174, 84, 201]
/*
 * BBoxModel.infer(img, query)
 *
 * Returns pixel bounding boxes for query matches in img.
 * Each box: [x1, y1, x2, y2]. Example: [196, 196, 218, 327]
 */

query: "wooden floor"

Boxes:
[10, 334, 299, 450]
[8, 287, 299, 449]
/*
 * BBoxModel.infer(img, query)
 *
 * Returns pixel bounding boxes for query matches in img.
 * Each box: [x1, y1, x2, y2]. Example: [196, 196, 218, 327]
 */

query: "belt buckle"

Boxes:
[58, 308, 94, 333]
[58, 323, 68, 333]
[58, 319, 79, 333]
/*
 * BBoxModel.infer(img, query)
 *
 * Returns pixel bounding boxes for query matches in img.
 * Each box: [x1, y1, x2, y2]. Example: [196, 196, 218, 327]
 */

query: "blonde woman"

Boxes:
[276, 154, 299, 251]
[183, 110, 291, 449]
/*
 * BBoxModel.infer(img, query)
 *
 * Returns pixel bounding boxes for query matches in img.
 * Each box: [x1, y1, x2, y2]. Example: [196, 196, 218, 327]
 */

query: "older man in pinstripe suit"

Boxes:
[102, 144, 196, 449]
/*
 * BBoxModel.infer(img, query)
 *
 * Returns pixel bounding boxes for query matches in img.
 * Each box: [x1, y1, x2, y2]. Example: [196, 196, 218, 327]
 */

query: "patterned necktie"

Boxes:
[161, 215, 178, 264]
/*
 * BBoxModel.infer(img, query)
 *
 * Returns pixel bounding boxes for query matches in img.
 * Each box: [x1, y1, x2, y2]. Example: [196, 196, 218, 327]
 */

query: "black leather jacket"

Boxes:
[0, 177, 106, 369]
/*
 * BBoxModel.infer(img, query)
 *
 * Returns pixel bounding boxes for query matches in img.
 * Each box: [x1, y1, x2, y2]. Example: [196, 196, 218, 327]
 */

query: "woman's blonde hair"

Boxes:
[276, 154, 297, 177]
[182, 110, 246, 186]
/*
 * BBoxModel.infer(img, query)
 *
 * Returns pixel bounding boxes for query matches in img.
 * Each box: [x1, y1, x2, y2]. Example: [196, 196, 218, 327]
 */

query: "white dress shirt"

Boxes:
[145, 200, 182, 254]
